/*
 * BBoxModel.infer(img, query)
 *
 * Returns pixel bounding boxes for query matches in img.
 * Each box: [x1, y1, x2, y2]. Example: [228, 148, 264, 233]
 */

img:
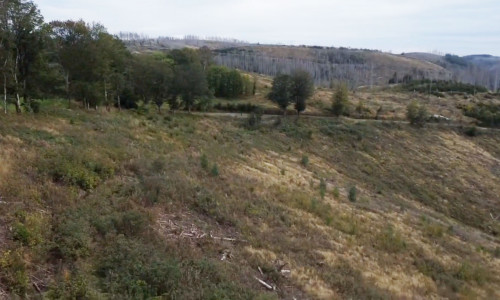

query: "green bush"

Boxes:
[51, 162, 100, 190]
[348, 186, 357, 203]
[332, 84, 350, 116]
[455, 262, 488, 285]
[319, 178, 327, 199]
[12, 222, 30, 246]
[301, 155, 309, 167]
[462, 103, 500, 127]
[333, 187, 340, 199]
[200, 154, 209, 170]
[30, 101, 41, 113]
[402, 79, 487, 94]
[0, 249, 29, 296]
[97, 236, 181, 298]
[406, 101, 428, 127]
[51, 214, 91, 260]
[211, 164, 220, 176]
[464, 126, 478, 137]
[245, 111, 262, 130]
[41, 151, 115, 190]
[376, 225, 407, 253]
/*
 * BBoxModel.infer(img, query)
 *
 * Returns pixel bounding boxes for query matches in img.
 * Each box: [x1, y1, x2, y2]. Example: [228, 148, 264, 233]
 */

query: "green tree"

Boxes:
[170, 49, 208, 112]
[6, 0, 46, 112]
[131, 54, 173, 113]
[50, 20, 92, 108]
[406, 101, 428, 127]
[290, 69, 314, 116]
[268, 74, 292, 115]
[0, 0, 12, 113]
[332, 83, 350, 116]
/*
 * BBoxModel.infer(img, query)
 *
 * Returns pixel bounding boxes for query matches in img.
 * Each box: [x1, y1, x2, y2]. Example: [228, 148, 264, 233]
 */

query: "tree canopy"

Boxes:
[268, 70, 314, 115]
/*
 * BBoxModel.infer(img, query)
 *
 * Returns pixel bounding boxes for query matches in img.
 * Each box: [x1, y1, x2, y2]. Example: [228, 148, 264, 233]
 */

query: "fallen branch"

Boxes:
[33, 282, 42, 294]
[490, 213, 499, 221]
[210, 232, 248, 243]
[254, 276, 275, 291]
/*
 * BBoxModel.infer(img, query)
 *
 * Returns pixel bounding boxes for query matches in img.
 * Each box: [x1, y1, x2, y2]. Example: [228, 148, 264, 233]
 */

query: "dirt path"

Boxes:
[180, 111, 500, 132]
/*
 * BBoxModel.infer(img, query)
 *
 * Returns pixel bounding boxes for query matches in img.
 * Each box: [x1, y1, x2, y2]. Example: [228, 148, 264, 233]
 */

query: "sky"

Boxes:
[35, 0, 500, 56]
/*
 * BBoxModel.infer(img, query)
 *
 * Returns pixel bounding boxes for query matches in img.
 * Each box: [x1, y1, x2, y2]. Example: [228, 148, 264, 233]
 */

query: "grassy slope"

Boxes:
[0, 98, 500, 299]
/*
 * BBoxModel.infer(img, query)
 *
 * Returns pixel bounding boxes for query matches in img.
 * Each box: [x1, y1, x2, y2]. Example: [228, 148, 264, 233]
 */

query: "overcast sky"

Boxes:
[36, 0, 500, 56]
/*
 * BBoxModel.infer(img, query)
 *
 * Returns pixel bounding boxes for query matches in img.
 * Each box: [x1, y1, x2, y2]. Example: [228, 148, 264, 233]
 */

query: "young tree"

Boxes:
[268, 74, 292, 115]
[332, 83, 350, 116]
[290, 69, 314, 116]
[406, 101, 428, 127]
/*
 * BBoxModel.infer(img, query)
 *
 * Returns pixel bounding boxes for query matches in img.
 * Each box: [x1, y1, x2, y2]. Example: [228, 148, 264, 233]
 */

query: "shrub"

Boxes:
[97, 236, 181, 298]
[30, 101, 41, 113]
[51, 162, 100, 190]
[319, 178, 327, 199]
[41, 151, 115, 190]
[301, 155, 309, 167]
[406, 101, 428, 126]
[348, 186, 357, 203]
[402, 79, 487, 94]
[462, 103, 500, 127]
[200, 154, 209, 170]
[455, 262, 488, 285]
[464, 126, 478, 137]
[0, 249, 29, 295]
[12, 222, 30, 246]
[376, 225, 407, 253]
[421, 217, 446, 238]
[51, 214, 91, 260]
[333, 187, 340, 199]
[332, 84, 350, 116]
[211, 164, 219, 176]
[245, 111, 262, 130]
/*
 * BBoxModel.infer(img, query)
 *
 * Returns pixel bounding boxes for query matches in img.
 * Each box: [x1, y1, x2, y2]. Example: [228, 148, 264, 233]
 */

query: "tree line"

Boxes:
[0, 0, 255, 114]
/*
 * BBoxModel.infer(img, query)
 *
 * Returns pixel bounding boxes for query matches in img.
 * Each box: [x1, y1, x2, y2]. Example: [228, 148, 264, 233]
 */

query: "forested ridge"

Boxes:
[123, 35, 500, 91]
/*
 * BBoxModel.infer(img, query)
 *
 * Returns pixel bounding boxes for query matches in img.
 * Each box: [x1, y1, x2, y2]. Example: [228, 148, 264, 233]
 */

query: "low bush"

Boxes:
[40, 150, 115, 190]
[406, 101, 428, 127]
[462, 103, 500, 127]
[97, 236, 181, 298]
[376, 225, 407, 253]
[301, 155, 309, 167]
[402, 80, 487, 95]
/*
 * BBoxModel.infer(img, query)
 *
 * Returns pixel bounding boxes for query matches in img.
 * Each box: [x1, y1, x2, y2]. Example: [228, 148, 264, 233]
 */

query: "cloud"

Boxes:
[35, 0, 500, 55]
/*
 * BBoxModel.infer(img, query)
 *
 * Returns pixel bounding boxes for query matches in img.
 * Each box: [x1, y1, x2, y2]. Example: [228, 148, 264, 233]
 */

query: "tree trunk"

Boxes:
[65, 72, 70, 108]
[117, 95, 121, 111]
[23, 79, 30, 111]
[3, 73, 6, 114]
[13, 51, 21, 113]
[15, 92, 21, 113]
[103, 79, 108, 107]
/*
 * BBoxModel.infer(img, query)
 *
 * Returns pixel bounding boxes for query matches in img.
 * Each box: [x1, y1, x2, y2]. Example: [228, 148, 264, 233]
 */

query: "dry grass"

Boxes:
[0, 101, 499, 298]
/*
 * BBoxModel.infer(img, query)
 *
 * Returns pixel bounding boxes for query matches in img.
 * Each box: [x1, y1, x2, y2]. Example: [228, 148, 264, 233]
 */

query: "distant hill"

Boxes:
[122, 35, 499, 91]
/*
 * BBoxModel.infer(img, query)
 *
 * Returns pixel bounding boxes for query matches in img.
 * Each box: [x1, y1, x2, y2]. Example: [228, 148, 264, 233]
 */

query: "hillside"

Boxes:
[1, 91, 500, 298]
[124, 37, 499, 91]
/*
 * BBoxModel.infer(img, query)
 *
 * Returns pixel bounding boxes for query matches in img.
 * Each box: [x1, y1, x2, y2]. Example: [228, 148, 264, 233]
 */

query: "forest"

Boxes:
[0, 0, 256, 115]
